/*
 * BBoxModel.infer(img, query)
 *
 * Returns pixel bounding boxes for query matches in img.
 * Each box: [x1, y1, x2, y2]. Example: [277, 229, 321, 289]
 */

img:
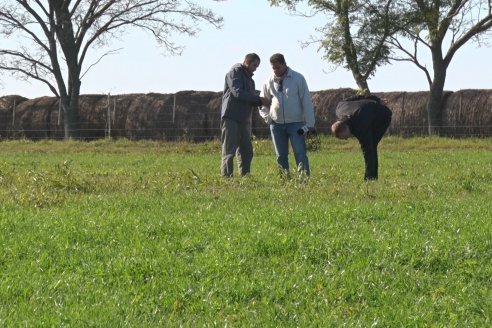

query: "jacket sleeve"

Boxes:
[259, 81, 272, 123]
[299, 75, 315, 127]
[226, 69, 261, 106]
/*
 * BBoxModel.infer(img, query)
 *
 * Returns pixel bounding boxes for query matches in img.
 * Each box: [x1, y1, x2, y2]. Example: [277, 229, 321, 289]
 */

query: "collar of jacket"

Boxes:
[241, 64, 254, 78]
[274, 67, 290, 82]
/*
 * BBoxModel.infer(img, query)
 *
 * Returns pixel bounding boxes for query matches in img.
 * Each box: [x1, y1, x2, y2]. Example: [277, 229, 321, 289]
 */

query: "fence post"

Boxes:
[107, 93, 111, 138]
[400, 92, 406, 136]
[58, 99, 61, 126]
[173, 94, 176, 124]
[113, 97, 116, 127]
[12, 99, 16, 127]
[459, 92, 462, 121]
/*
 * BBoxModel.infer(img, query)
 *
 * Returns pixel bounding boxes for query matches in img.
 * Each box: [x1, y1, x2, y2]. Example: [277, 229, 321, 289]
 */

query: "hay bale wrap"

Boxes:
[169, 91, 221, 141]
[0, 95, 28, 138]
[78, 93, 160, 139]
[117, 93, 171, 140]
[204, 93, 224, 139]
[77, 94, 112, 139]
[4, 89, 492, 139]
[115, 91, 222, 141]
[13, 97, 59, 139]
[377, 91, 430, 136]
[442, 89, 492, 136]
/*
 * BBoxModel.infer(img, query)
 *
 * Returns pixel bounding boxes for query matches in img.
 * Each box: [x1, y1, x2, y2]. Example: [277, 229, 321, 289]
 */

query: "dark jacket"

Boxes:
[221, 63, 262, 122]
[335, 96, 392, 180]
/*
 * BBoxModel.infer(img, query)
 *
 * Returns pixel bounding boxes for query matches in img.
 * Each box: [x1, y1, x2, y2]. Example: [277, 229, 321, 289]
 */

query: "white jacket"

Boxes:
[259, 67, 315, 127]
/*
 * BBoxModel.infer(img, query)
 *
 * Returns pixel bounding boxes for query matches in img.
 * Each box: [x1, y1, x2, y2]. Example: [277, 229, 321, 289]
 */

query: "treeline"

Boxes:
[1, 88, 491, 140]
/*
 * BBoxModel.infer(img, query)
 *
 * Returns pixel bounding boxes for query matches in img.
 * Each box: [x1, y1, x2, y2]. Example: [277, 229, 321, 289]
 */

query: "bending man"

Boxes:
[331, 95, 392, 180]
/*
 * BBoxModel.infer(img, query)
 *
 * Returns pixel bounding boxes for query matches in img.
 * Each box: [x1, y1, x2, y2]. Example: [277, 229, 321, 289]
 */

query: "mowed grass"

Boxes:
[0, 137, 491, 326]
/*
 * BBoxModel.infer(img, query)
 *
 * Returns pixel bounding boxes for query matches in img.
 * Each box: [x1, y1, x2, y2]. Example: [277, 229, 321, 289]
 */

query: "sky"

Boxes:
[0, 0, 491, 98]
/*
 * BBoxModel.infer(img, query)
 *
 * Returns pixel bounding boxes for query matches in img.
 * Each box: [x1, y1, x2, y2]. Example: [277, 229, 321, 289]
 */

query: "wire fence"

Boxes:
[2, 124, 492, 141]
[2, 89, 492, 140]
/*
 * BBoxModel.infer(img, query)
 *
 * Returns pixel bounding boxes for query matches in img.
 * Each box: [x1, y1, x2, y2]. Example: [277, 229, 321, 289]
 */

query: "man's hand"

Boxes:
[260, 97, 271, 107]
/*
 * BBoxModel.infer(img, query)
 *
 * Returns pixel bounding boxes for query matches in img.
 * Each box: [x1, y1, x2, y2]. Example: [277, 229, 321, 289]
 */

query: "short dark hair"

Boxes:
[244, 53, 260, 64]
[270, 53, 286, 65]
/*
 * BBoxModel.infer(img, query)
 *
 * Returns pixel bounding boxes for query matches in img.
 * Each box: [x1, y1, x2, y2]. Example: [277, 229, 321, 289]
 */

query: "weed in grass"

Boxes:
[0, 138, 491, 326]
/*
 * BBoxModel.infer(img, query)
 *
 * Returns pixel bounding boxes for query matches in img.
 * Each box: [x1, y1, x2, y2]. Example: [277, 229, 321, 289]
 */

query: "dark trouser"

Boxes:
[363, 106, 392, 180]
[221, 118, 253, 177]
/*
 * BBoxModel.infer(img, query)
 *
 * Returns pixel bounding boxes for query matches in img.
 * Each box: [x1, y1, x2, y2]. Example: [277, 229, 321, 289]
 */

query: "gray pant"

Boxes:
[221, 118, 253, 177]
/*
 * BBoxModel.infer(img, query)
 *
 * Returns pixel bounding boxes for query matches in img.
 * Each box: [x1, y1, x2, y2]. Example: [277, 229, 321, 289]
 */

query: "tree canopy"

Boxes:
[269, 0, 403, 92]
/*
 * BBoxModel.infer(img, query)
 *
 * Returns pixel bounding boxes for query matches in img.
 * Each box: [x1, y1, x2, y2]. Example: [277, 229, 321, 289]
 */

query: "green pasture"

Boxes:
[0, 137, 491, 326]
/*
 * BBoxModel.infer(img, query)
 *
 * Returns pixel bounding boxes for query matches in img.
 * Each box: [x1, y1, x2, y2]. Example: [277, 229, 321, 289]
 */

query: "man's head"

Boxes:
[269, 53, 288, 77]
[331, 121, 352, 139]
[243, 53, 261, 74]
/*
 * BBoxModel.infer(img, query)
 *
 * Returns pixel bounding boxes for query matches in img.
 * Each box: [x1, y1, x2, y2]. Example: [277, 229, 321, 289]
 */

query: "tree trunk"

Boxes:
[62, 79, 81, 139]
[426, 45, 447, 135]
[355, 77, 370, 94]
[426, 78, 445, 135]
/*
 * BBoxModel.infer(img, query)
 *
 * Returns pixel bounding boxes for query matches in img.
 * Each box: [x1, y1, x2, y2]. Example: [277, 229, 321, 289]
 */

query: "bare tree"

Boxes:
[389, 0, 492, 135]
[0, 0, 223, 139]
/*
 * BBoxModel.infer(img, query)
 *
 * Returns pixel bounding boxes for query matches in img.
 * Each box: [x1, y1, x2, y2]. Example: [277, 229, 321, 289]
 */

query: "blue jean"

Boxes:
[270, 121, 310, 175]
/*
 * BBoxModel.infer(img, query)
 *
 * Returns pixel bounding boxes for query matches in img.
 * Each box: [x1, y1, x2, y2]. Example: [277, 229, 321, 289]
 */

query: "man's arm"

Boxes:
[299, 75, 315, 128]
[259, 81, 272, 123]
[226, 69, 261, 105]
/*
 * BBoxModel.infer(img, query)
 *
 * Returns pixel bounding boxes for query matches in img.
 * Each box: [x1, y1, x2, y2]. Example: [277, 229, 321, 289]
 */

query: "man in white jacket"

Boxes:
[260, 53, 316, 176]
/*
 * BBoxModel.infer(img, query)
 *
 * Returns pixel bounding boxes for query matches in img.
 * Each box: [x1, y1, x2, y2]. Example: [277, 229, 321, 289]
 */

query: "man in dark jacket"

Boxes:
[221, 53, 270, 177]
[331, 95, 392, 180]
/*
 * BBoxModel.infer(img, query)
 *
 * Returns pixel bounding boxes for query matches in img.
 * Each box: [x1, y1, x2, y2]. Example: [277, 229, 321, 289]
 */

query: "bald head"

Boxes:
[331, 121, 352, 139]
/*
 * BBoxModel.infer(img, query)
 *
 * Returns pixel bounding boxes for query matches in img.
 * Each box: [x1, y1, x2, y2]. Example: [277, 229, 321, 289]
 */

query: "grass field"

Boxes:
[0, 137, 491, 326]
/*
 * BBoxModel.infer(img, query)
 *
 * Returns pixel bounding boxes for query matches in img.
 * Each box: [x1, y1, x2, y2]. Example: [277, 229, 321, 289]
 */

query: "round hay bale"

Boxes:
[0, 95, 28, 138]
[443, 89, 492, 137]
